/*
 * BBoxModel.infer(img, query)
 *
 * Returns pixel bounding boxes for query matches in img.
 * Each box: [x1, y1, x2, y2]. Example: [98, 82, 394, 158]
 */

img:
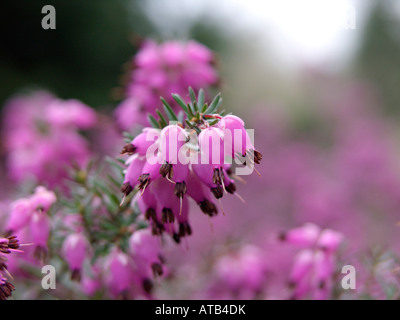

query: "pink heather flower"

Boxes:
[62, 232, 89, 281]
[159, 124, 188, 165]
[30, 186, 57, 212]
[281, 224, 344, 300]
[129, 229, 165, 279]
[186, 171, 218, 217]
[6, 198, 32, 233]
[115, 40, 218, 129]
[106, 249, 134, 298]
[45, 99, 97, 129]
[152, 178, 181, 232]
[80, 266, 102, 297]
[121, 128, 160, 157]
[191, 160, 224, 199]
[218, 115, 262, 164]
[121, 156, 146, 197]
[317, 229, 344, 253]
[137, 184, 158, 221]
[279, 223, 321, 248]
[207, 245, 267, 299]
[114, 97, 147, 131]
[30, 211, 50, 261]
[137, 155, 162, 192]
[289, 249, 314, 298]
[198, 127, 225, 169]
[4, 186, 55, 265]
[289, 249, 314, 285]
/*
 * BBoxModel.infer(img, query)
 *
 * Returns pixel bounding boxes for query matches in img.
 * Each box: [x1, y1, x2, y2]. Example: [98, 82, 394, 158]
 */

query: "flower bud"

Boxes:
[159, 125, 188, 165]
[6, 198, 32, 233]
[121, 128, 160, 156]
[62, 232, 89, 281]
[198, 127, 225, 169]
[30, 212, 50, 260]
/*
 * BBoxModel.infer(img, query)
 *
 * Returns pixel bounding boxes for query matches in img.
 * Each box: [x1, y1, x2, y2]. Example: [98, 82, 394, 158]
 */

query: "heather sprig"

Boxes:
[119, 88, 263, 244]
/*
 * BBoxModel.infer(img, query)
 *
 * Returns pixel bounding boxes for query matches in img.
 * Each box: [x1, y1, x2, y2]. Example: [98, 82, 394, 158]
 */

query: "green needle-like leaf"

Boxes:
[205, 93, 222, 114]
[148, 114, 160, 128]
[186, 120, 201, 134]
[156, 110, 168, 127]
[161, 97, 178, 122]
[208, 119, 220, 126]
[172, 93, 191, 117]
[197, 88, 205, 110]
[189, 87, 197, 106]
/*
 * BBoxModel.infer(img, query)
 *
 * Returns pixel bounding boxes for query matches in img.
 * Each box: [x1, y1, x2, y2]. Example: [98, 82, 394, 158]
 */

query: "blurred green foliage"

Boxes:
[0, 0, 154, 108]
[355, 1, 400, 116]
[0, 0, 229, 110]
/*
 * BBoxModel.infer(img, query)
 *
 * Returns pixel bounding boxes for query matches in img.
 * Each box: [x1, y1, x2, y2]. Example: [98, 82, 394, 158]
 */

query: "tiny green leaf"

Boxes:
[161, 97, 178, 122]
[205, 93, 222, 114]
[156, 110, 168, 127]
[186, 120, 201, 134]
[148, 114, 160, 128]
[197, 88, 205, 110]
[172, 94, 191, 116]
[189, 87, 197, 105]
[208, 119, 220, 126]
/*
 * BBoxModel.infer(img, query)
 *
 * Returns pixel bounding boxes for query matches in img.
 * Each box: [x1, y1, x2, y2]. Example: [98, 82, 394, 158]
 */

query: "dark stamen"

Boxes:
[211, 185, 223, 199]
[212, 168, 223, 185]
[7, 236, 19, 250]
[174, 181, 187, 198]
[120, 143, 137, 155]
[138, 174, 151, 190]
[172, 233, 181, 243]
[278, 232, 287, 241]
[121, 182, 133, 196]
[151, 222, 164, 236]
[34, 246, 47, 262]
[159, 162, 173, 179]
[151, 263, 164, 277]
[179, 222, 192, 237]
[253, 150, 263, 164]
[71, 269, 81, 282]
[161, 208, 175, 224]
[199, 199, 218, 216]
[0, 281, 15, 300]
[225, 182, 236, 194]
[142, 278, 153, 294]
[145, 208, 157, 222]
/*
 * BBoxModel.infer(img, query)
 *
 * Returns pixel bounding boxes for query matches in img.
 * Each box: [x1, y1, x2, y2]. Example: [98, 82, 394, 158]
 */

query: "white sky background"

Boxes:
[140, 0, 373, 73]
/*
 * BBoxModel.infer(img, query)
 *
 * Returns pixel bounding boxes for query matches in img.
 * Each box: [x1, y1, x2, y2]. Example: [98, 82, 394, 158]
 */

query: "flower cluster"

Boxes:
[51, 165, 167, 299]
[105, 229, 165, 299]
[0, 236, 22, 300]
[2, 91, 97, 187]
[61, 222, 165, 299]
[115, 40, 218, 130]
[120, 90, 262, 243]
[207, 245, 268, 299]
[279, 223, 343, 300]
[0, 236, 21, 300]
[6, 186, 56, 263]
